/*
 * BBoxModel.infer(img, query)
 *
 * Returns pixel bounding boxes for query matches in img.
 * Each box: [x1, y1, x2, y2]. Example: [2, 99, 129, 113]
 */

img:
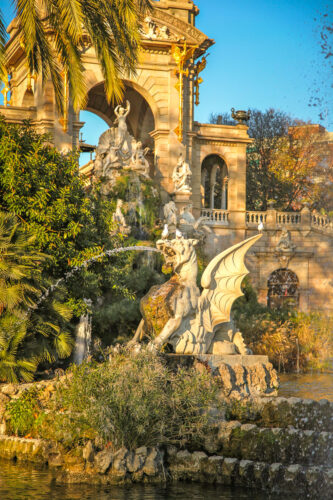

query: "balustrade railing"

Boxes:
[201, 209, 229, 224]
[246, 211, 267, 225]
[203, 208, 333, 234]
[276, 212, 302, 225]
[312, 213, 333, 230]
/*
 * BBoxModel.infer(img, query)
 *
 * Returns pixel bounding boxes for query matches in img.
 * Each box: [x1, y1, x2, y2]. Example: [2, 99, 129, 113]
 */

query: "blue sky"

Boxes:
[0, 0, 332, 161]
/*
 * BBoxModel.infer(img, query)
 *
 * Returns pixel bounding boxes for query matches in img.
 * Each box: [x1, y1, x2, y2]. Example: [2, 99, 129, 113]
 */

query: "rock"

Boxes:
[142, 448, 162, 477]
[214, 361, 279, 398]
[112, 447, 128, 473]
[48, 453, 64, 467]
[0, 393, 9, 418]
[221, 457, 239, 485]
[127, 450, 145, 473]
[82, 441, 94, 462]
[140, 275, 183, 338]
[94, 449, 114, 474]
[1, 385, 18, 396]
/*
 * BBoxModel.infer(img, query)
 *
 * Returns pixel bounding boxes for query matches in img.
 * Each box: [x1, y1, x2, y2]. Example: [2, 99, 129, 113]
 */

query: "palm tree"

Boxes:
[0, 212, 74, 382]
[0, 1, 151, 113]
[0, 211, 44, 313]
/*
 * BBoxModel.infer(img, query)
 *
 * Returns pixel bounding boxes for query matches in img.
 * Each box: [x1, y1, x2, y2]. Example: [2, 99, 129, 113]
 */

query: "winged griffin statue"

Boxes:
[130, 233, 262, 355]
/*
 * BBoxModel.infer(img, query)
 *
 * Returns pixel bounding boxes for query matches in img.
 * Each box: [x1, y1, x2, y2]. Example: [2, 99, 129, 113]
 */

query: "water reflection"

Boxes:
[0, 460, 281, 500]
[279, 373, 333, 401]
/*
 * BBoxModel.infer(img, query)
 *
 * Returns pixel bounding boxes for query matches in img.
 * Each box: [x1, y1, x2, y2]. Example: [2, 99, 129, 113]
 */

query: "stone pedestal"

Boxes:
[174, 192, 191, 213]
[165, 354, 279, 399]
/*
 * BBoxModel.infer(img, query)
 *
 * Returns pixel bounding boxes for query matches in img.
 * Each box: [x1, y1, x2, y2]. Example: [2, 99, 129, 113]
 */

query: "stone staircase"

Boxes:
[167, 396, 333, 498]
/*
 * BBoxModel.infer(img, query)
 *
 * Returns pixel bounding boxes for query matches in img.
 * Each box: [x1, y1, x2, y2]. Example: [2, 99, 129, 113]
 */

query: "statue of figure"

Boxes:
[143, 16, 157, 39]
[113, 199, 127, 227]
[172, 154, 192, 194]
[179, 204, 196, 225]
[160, 26, 170, 40]
[131, 140, 150, 177]
[129, 233, 262, 355]
[275, 229, 296, 267]
[276, 229, 296, 252]
[114, 100, 131, 152]
[179, 203, 209, 240]
[163, 200, 178, 226]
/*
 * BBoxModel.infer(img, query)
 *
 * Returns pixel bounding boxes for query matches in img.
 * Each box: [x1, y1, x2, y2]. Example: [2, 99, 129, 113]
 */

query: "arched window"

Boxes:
[268, 269, 299, 309]
[201, 155, 228, 209]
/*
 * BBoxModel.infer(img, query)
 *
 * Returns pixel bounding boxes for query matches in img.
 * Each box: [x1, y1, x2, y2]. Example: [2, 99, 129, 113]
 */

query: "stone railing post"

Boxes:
[300, 203, 311, 230]
[265, 201, 277, 229]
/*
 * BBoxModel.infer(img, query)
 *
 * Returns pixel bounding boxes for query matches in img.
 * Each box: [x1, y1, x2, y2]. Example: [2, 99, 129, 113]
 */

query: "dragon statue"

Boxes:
[131, 232, 262, 355]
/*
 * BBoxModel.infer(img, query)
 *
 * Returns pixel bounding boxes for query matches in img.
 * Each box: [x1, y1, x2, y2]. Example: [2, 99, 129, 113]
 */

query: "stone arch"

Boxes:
[21, 89, 35, 107]
[267, 268, 299, 309]
[83, 79, 156, 150]
[201, 154, 228, 209]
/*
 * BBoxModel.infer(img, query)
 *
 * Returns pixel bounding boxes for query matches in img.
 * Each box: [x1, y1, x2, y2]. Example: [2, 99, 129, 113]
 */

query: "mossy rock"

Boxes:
[140, 275, 183, 337]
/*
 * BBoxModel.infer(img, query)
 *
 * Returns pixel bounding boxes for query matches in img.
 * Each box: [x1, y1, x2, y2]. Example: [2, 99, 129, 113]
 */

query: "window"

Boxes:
[268, 268, 299, 309]
[201, 155, 228, 209]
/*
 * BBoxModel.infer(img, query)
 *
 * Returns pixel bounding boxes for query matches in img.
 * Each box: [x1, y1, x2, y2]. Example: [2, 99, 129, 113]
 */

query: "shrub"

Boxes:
[232, 279, 333, 372]
[6, 387, 42, 437]
[42, 349, 218, 450]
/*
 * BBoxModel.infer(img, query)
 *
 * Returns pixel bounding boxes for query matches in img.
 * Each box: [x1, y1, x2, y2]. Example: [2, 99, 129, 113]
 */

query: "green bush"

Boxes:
[6, 387, 42, 437]
[42, 349, 218, 450]
[232, 279, 333, 372]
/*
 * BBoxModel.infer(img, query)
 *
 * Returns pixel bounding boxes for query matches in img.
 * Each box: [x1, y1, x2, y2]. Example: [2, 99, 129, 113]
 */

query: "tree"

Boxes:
[0, 212, 72, 382]
[209, 112, 235, 126]
[210, 108, 331, 211]
[0, 1, 151, 112]
[0, 119, 164, 364]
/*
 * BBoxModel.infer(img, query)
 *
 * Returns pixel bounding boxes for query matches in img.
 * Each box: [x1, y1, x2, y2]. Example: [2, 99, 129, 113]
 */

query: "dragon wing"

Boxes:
[199, 234, 262, 332]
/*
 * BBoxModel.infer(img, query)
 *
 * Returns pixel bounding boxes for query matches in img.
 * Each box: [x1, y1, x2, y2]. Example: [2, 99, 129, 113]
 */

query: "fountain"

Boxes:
[130, 232, 279, 397]
[73, 300, 92, 365]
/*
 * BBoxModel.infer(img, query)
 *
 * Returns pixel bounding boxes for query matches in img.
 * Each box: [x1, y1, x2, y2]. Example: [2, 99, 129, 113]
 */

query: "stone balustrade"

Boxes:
[276, 212, 302, 225]
[312, 213, 333, 230]
[246, 211, 267, 226]
[201, 207, 333, 236]
[201, 209, 229, 224]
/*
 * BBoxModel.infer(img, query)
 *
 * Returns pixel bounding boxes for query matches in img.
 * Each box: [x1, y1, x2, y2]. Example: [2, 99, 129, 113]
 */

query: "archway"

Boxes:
[267, 268, 299, 309]
[201, 155, 228, 209]
[84, 81, 155, 150]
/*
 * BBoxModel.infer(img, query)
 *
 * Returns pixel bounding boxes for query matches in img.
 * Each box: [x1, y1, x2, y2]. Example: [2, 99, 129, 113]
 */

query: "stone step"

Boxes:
[167, 448, 333, 499]
[225, 397, 333, 432]
[204, 421, 333, 467]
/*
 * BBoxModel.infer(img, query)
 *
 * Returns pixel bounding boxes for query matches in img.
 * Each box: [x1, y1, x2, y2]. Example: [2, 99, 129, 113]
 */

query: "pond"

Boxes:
[0, 459, 284, 500]
[278, 373, 333, 401]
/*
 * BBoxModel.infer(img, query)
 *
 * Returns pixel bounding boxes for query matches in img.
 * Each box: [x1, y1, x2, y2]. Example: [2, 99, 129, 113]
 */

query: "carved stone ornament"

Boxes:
[92, 99, 151, 189]
[274, 229, 296, 267]
[129, 233, 262, 355]
[141, 16, 170, 40]
[172, 154, 192, 194]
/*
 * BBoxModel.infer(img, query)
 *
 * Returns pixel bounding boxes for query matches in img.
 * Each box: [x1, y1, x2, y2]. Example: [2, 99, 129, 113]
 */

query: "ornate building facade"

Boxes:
[1, 0, 333, 312]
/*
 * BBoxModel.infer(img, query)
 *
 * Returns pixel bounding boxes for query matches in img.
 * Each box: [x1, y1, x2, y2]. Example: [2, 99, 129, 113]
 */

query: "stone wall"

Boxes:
[203, 207, 333, 313]
[0, 381, 332, 497]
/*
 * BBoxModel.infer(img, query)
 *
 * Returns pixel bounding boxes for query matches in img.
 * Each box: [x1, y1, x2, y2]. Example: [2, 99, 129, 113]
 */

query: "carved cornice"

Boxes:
[151, 9, 213, 50]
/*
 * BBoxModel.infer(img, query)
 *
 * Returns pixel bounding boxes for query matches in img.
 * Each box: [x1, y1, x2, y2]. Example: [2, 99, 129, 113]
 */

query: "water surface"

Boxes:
[278, 373, 333, 401]
[0, 460, 283, 500]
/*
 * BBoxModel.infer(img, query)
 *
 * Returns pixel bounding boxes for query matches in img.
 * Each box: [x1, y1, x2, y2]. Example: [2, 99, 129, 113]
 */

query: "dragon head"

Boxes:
[157, 236, 198, 276]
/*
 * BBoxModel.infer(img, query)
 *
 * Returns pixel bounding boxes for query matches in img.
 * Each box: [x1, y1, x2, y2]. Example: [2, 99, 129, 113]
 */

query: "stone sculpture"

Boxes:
[172, 154, 192, 194]
[179, 203, 208, 239]
[92, 100, 152, 186]
[163, 200, 178, 227]
[114, 100, 131, 151]
[130, 140, 150, 177]
[130, 233, 262, 354]
[275, 229, 296, 267]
